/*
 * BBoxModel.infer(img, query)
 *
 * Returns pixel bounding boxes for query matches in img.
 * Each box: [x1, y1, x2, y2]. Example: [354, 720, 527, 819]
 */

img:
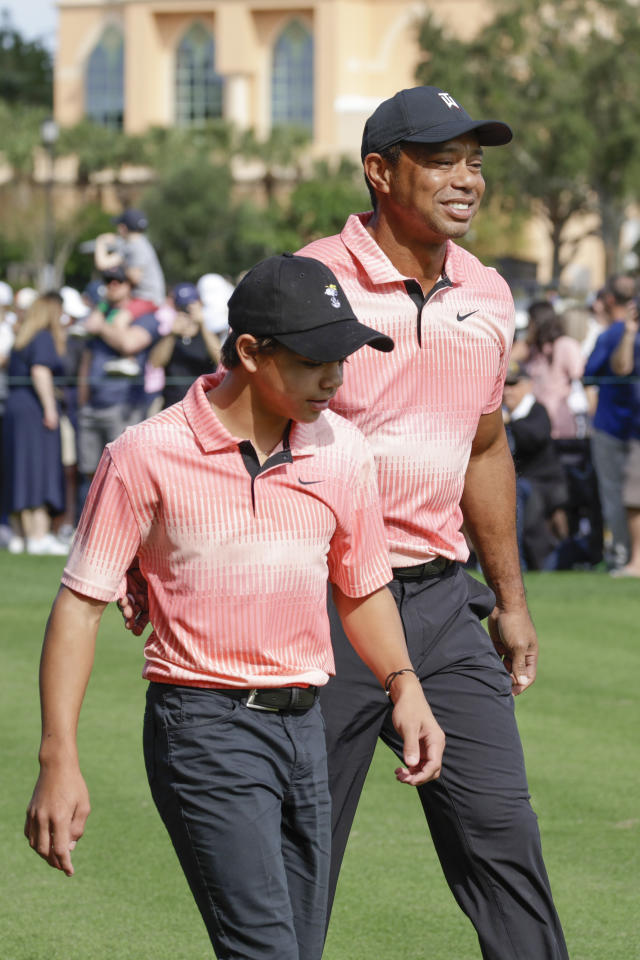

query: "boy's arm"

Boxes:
[93, 233, 122, 271]
[332, 584, 445, 786]
[25, 586, 108, 877]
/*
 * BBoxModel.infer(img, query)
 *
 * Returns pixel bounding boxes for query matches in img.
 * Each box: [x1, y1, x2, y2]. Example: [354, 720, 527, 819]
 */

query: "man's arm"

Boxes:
[461, 407, 538, 695]
[84, 310, 152, 356]
[610, 306, 638, 376]
[25, 586, 108, 876]
[149, 333, 176, 369]
[332, 584, 445, 785]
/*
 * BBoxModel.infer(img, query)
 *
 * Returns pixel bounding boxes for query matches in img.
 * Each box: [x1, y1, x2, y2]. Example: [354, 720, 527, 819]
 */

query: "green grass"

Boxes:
[2, 556, 639, 959]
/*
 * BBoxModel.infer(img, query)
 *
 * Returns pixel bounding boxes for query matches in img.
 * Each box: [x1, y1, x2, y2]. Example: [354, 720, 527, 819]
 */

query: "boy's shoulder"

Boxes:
[108, 402, 189, 459]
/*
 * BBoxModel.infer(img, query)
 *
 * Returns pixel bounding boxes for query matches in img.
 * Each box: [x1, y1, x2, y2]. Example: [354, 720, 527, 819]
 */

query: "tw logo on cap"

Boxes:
[324, 284, 341, 309]
[438, 92, 460, 110]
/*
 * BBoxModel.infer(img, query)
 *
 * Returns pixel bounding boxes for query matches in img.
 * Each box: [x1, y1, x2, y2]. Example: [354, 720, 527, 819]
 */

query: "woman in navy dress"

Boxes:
[2, 292, 68, 554]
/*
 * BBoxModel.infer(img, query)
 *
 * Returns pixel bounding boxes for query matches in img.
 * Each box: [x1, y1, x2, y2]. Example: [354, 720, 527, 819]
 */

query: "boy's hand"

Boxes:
[25, 762, 90, 877]
[118, 559, 150, 636]
[390, 675, 445, 786]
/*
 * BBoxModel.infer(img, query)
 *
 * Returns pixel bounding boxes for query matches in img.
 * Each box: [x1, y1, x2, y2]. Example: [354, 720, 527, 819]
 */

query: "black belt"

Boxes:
[213, 685, 318, 713]
[392, 557, 453, 581]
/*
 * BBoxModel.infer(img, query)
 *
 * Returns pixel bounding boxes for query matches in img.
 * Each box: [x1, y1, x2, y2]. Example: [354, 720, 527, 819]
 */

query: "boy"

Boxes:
[25, 254, 444, 960]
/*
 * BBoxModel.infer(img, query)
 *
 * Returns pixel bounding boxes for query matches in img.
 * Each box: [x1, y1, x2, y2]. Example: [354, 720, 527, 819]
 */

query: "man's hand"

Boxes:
[25, 762, 90, 877]
[488, 606, 538, 695]
[84, 310, 106, 336]
[117, 559, 149, 636]
[390, 675, 445, 786]
[624, 299, 639, 335]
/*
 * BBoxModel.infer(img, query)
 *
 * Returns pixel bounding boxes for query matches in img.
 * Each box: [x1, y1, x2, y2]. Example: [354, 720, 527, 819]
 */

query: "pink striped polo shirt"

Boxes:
[298, 213, 515, 565]
[62, 372, 392, 688]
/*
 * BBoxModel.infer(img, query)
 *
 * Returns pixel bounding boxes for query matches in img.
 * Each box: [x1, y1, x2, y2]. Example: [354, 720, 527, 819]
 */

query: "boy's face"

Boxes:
[251, 344, 345, 423]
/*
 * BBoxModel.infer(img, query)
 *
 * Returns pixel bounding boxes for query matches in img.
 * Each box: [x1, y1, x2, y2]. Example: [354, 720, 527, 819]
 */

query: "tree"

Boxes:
[142, 157, 299, 283]
[285, 157, 369, 242]
[0, 9, 52, 107]
[141, 154, 370, 284]
[415, 0, 640, 278]
[237, 126, 311, 204]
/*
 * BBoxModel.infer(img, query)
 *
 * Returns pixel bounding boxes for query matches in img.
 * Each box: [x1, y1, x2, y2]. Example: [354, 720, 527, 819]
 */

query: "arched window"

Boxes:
[85, 25, 124, 128]
[271, 20, 313, 130]
[175, 22, 224, 126]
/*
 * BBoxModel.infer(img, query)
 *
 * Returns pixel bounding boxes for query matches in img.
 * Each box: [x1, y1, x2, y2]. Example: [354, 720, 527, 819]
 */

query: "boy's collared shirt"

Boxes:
[63, 372, 392, 689]
[298, 212, 515, 565]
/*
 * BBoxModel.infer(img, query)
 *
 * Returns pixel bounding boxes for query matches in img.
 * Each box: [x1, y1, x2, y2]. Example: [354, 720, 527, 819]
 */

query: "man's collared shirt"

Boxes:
[62, 372, 392, 688]
[298, 212, 515, 565]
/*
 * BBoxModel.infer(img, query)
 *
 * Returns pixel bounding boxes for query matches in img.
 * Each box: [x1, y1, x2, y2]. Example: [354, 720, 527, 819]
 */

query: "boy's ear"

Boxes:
[236, 333, 260, 373]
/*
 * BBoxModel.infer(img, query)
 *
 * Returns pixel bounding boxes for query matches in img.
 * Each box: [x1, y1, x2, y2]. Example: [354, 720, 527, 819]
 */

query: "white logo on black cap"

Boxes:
[325, 284, 341, 309]
[438, 93, 460, 110]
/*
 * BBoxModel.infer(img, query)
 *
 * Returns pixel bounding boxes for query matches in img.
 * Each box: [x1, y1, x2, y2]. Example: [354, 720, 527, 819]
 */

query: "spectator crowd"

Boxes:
[1, 208, 639, 576]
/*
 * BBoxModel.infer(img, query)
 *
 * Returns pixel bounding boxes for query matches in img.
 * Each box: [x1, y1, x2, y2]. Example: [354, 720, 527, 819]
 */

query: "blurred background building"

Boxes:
[54, 0, 489, 157]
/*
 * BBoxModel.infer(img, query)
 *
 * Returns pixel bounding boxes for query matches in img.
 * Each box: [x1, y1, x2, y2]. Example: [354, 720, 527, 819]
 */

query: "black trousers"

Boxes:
[321, 565, 569, 960]
[144, 683, 331, 960]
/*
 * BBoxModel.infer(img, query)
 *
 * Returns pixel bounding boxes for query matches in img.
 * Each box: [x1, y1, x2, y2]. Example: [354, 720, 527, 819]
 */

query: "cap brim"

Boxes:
[403, 118, 512, 147]
[272, 321, 394, 362]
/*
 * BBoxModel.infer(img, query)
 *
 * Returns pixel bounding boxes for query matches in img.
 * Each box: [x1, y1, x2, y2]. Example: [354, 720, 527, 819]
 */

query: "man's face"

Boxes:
[503, 378, 530, 412]
[382, 133, 485, 242]
[250, 344, 345, 424]
[105, 278, 131, 306]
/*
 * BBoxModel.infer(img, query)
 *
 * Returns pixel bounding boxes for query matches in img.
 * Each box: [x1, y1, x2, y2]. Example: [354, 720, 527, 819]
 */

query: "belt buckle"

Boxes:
[245, 689, 280, 712]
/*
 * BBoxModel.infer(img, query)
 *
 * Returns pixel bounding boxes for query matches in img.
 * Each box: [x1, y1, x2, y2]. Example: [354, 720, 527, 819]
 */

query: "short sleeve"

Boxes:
[556, 336, 585, 380]
[122, 237, 148, 271]
[483, 295, 516, 414]
[28, 330, 59, 370]
[326, 435, 392, 597]
[62, 449, 141, 601]
[585, 324, 624, 377]
[133, 312, 161, 346]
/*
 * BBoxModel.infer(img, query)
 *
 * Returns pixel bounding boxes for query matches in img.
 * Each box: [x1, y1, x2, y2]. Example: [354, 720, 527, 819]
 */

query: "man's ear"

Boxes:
[363, 153, 393, 198]
[236, 333, 260, 373]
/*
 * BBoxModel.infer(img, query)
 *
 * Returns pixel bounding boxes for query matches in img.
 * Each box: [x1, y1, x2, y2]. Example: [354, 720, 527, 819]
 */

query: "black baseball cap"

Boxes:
[504, 360, 529, 385]
[101, 266, 129, 284]
[173, 282, 200, 310]
[114, 208, 149, 231]
[361, 86, 512, 160]
[227, 254, 394, 362]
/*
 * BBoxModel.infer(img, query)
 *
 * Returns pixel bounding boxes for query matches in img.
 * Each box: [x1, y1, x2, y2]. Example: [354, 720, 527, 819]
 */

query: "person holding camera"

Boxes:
[585, 276, 640, 573]
[149, 282, 223, 407]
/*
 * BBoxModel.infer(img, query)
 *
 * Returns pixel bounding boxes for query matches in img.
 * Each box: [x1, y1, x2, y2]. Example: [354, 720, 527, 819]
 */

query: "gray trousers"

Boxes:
[322, 565, 569, 960]
[144, 683, 331, 960]
[590, 428, 630, 566]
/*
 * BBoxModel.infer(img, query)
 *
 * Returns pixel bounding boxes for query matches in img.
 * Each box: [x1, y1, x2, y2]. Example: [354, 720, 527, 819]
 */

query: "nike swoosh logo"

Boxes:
[299, 478, 324, 485]
[456, 310, 478, 322]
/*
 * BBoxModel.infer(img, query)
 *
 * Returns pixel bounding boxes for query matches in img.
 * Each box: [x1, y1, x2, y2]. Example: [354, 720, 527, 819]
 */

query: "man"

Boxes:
[76, 267, 160, 506]
[149, 281, 222, 407]
[593, 296, 640, 577]
[24, 254, 445, 960]
[585, 275, 638, 571]
[94, 208, 166, 314]
[296, 86, 568, 959]
[122, 88, 569, 958]
[502, 360, 569, 569]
